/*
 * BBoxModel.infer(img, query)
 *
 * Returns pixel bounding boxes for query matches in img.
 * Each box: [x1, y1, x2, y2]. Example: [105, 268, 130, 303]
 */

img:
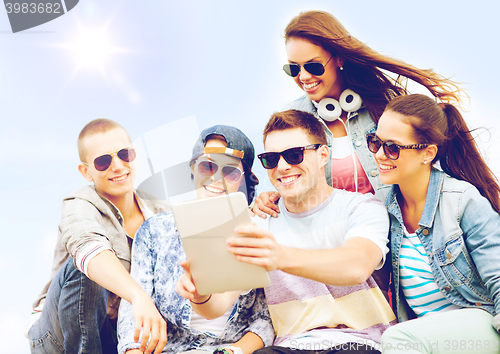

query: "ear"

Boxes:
[336, 57, 345, 68]
[78, 163, 93, 182]
[317, 144, 330, 169]
[422, 144, 438, 165]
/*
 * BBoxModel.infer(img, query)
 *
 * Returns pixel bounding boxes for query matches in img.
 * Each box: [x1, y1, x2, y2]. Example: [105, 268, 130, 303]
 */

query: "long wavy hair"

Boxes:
[285, 11, 463, 122]
[386, 94, 500, 214]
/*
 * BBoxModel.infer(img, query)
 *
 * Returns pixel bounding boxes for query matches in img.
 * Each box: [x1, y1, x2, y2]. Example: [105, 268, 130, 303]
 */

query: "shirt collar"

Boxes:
[135, 192, 155, 220]
[386, 168, 445, 229]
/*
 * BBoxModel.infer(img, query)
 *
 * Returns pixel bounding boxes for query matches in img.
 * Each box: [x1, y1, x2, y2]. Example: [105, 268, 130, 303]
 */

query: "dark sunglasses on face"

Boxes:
[258, 144, 322, 169]
[196, 160, 244, 184]
[283, 56, 333, 77]
[366, 133, 430, 160]
[85, 148, 137, 171]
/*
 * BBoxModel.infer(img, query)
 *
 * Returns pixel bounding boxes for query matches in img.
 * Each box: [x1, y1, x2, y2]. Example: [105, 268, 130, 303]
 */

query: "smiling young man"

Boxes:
[28, 119, 170, 354]
[227, 110, 396, 354]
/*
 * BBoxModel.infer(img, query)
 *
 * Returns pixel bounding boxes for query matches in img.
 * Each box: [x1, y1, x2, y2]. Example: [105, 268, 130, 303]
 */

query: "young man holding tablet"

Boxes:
[179, 110, 396, 354]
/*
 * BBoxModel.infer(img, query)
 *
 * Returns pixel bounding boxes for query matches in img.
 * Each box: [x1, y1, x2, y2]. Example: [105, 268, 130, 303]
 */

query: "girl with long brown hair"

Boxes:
[369, 94, 500, 353]
[253, 10, 462, 214]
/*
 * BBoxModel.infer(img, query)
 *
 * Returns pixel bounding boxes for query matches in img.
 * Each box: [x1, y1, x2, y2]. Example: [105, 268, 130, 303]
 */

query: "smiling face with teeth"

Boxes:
[374, 110, 434, 187]
[286, 37, 344, 102]
[192, 138, 245, 200]
[264, 128, 331, 213]
[78, 127, 137, 204]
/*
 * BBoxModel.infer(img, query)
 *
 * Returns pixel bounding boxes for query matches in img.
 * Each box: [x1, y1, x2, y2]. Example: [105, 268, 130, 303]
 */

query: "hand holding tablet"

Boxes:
[172, 192, 270, 295]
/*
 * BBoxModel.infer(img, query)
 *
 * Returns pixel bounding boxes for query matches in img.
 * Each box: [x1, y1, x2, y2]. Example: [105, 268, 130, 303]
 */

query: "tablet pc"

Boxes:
[172, 192, 270, 295]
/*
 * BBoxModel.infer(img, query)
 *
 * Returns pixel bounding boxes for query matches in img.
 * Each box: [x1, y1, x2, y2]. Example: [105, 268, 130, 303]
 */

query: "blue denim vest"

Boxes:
[385, 168, 500, 330]
[284, 95, 388, 194]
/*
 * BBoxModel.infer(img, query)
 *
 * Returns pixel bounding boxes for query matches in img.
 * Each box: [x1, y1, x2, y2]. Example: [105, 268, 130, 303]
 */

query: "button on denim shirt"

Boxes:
[117, 212, 274, 354]
[284, 95, 388, 194]
[386, 168, 500, 331]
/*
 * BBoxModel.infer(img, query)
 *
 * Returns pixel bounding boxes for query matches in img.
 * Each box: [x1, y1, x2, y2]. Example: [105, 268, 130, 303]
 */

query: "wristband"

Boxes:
[189, 294, 211, 305]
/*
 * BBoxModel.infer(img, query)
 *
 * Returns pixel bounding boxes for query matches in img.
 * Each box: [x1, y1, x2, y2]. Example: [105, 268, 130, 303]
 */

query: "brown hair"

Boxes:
[285, 11, 463, 122]
[263, 109, 327, 145]
[77, 119, 131, 162]
[386, 94, 500, 214]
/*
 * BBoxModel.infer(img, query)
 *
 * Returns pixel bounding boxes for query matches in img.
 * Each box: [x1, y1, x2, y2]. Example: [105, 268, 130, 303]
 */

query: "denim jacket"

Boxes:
[117, 212, 274, 354]
[386, 168, 500, 331]
[284, 95, 387, 194]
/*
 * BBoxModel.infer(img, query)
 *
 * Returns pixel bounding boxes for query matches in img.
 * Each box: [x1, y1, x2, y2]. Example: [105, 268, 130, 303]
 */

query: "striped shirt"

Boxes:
[399, 228, 461, 316]
[255, 190, 395, 348]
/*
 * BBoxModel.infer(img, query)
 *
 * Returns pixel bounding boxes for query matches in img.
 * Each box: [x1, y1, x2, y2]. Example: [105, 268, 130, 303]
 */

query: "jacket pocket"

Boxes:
[434, 234, 490, 302]
[435, 234, 477, 286]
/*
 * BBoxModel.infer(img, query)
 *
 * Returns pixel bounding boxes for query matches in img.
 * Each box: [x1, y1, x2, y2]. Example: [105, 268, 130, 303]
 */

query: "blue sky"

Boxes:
[1, 1, 499, 352]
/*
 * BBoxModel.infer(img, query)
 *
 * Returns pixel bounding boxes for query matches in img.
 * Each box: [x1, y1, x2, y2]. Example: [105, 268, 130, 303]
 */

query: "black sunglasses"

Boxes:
[84, 148, 137, 171]
[366, 133, 429, 160]
[196, 160, 244, 184]
[258, 144, 321, 169]
[283, 56, 333, 77]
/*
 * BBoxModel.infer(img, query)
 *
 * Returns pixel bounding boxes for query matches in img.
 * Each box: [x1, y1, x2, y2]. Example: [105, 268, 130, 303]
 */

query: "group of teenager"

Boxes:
[27, 10, 500, 354]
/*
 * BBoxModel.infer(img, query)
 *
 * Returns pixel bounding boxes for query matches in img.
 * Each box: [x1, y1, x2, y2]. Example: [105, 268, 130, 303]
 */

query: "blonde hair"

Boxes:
[77, 119, 131, 162]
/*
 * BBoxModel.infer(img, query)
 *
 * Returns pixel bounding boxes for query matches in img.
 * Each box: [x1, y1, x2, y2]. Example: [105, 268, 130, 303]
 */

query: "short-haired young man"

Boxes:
[183, 110, 396, 354]
[29, 119, 170, 354]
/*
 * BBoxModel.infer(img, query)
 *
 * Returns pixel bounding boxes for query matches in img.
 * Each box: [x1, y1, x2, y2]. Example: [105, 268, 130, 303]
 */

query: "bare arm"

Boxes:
[251, 191, 281, 219]
[231, 331, 265, 354]
[227, 224, 382, 286]
[87, 250, 167, 354]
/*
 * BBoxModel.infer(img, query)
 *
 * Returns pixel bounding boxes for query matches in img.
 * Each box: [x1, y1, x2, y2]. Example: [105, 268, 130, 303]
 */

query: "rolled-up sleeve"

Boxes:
[239, 288, 275, 347]
[59, 197, 115, 275]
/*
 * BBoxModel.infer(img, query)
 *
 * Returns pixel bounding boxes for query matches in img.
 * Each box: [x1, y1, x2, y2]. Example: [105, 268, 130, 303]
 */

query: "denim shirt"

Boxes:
[386, 169, 500, 331]
[117, 212, 274, 354]
[284, 95, 388, 194]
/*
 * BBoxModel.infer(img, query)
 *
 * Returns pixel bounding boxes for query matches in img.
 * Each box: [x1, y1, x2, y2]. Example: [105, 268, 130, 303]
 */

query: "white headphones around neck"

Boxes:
[316, 89, 363, 122]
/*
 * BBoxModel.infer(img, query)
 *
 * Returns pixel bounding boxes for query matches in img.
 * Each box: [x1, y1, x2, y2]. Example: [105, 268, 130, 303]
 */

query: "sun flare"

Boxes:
[60, 23, 124, 74]
[69, 28, 119, 72]
[70, 29, 113, 68]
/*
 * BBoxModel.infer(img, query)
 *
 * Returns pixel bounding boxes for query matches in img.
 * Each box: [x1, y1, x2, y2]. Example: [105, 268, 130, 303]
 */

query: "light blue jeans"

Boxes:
[29, 257, 118, 354]
[381, 308, 500, 353]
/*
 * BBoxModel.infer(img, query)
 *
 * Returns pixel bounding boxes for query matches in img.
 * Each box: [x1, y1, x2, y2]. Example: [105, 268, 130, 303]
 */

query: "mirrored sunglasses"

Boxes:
[86, 148, 137, 171]
[196, 160, 244, 184]
[283, 56, 333, 77]
[366, 133, 429, 160]
[258, 144, 321, 169]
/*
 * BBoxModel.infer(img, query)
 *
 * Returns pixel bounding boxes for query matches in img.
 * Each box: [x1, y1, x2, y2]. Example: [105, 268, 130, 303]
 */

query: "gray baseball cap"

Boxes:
[191, 125, 255, 170]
